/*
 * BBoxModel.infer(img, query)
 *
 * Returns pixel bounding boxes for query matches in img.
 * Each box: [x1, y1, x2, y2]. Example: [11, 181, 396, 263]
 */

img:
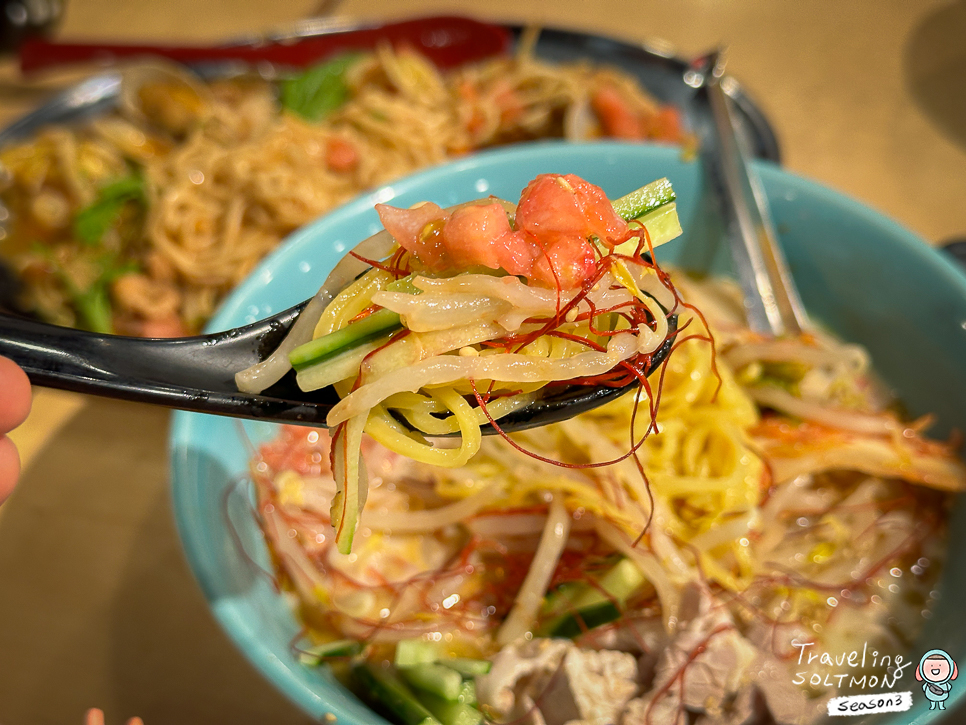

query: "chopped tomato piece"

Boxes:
[375, 202, 449, 270]
[137, 315, 186, 338]
[325, 137, 359, 173]
[375, 174, 628, 290]
[591, 85, 642, 140]
[491, 79, 523, 125]
[653, 106, 683, 143]
[531, 235, 598, 290]
[442, 203, 517, 269]
[516, 173, 629, 246]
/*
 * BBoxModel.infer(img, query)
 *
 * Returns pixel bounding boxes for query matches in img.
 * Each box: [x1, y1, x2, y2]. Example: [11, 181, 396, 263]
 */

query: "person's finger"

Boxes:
[127, 718, 145, 725]
[0, 356, 31, 433]
[85, 709, 105, 725]
[0, 434, 20, 504]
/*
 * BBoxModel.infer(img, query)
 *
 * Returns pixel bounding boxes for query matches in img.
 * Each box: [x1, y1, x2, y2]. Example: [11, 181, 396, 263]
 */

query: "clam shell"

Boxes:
[118, 60, 212, 135]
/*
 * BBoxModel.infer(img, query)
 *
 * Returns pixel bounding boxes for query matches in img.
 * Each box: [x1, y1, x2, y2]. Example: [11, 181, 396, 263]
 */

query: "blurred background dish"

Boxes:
[1, 2, 965, 724]
[0, 18, 775, 336]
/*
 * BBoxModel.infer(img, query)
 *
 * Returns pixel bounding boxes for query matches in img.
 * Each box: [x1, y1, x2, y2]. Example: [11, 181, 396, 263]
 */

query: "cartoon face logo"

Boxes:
[924, 658, 952, 683]
[917, 649, 958, 710]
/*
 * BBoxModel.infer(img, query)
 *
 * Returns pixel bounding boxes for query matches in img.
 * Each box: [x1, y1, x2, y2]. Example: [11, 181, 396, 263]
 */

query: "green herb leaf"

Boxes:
[74, 280, 114, 334]
[73, 175, 146, 246]
[281, 53, 363, 122]
[34, 240, 141, 333]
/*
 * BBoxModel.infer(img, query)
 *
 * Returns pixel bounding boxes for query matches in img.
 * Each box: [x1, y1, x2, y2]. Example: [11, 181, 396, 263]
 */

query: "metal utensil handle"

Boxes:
[705, 57, 808, 336]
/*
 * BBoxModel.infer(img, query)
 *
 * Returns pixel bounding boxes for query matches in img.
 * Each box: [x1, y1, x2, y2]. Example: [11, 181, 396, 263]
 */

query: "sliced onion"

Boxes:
[363, 484, 500, 533]
[765, 435, 966, 492]
[748, 386, 897, 436]
[374, 290, 512, 333]
[406, 273, 634, 333]
[595, 520, 681, 630]
[328, 332, 642, 426]
[467, 513, 596, 538]
[235, 228, 397, 394]
[723, 339, 868, 373]
[497, 497, 571, 645]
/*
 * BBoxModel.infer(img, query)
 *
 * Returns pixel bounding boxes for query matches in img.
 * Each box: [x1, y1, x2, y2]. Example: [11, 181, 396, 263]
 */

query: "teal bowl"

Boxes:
[169, 142, 966, 723]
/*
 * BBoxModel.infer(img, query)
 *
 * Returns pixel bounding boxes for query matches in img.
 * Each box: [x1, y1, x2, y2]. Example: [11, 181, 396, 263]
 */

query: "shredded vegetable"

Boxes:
[239, 172, 683, 555]
[246, 270, 964, 725]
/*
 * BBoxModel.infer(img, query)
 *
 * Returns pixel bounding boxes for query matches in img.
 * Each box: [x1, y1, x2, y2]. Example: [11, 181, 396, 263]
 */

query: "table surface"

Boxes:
[2, 1, 965, 723]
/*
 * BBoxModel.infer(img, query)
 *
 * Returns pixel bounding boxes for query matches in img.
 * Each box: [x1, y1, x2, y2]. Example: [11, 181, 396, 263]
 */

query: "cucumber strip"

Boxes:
[289, 307, 401, 371]
[395, 639, 441, 668]
[399, 663, 464, 701]
[298, 639, 363, 666]
[444, 658, 492, 677]
[636, 202, 683, 247]
[574, 558, 646, 608]
[295, 337, 387, 393]
[354, 663, 442, 725]
[612, 202, 683, 257]
[415, 691, 484, 725]
[386, 275, 421, 294]
[458, 680, 477, 706]
[611, 177, 675, 221]
[539, 558, 648, 638]
[546, 600, 622, 638]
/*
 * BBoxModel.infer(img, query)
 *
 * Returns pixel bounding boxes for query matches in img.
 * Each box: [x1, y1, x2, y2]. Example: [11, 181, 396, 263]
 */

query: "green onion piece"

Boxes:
[73, 175, 145, 246]
[74, 281, 114, 334]
[281, 53, 364, 122]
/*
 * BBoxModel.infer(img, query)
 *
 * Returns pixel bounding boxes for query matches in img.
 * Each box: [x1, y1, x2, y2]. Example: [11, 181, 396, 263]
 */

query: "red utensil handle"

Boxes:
[19, 15, 511, 74]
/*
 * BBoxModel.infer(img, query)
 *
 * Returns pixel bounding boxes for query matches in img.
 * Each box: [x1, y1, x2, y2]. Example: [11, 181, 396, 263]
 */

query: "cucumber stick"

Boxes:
[415, 692, 484, 725]
[394, 641, 490, 678]
[395, 639, 441, 668]
[574, 557, 646, 608]
[354, 663, 442, 725]
[298, 639, 362, 665]
[444, 658, 491, 677]
[399, 663, 464, 701]
[547, 600, 622, 638]
[612, 202, 682, 256]
[289, 274, 421, 372]
[541, 557, 647, 638]
[458, 680, 477, 706]
[289, 307, 401, 371]
[635, 202, 682, 247]
[611, 177, 675, 221]
[612, 177, 682, 252]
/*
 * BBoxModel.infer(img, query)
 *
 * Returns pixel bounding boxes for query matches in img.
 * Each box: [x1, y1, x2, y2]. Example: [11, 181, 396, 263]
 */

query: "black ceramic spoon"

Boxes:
[0, 307, 676, 432]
